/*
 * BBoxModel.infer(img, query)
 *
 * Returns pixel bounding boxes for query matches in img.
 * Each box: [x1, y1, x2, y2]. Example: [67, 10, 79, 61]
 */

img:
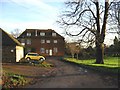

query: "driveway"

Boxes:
[24, 58, 118, 88]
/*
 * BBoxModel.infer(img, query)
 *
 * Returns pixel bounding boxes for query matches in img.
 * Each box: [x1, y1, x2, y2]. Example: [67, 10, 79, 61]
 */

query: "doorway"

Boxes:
[49, 49, 52, 56]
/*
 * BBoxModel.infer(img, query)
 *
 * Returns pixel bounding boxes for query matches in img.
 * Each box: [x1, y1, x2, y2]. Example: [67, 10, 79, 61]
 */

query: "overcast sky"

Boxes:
[0, 0, 118, 46]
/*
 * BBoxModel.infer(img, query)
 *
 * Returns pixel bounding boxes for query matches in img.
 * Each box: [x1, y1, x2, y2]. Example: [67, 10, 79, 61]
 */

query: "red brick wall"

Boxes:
[18, 29, 65, 57]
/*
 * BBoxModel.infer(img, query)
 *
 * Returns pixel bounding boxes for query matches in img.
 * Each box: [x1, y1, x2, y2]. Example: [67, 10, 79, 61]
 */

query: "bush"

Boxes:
[19, 58, 29, 63]
[2, 72, 27, 88]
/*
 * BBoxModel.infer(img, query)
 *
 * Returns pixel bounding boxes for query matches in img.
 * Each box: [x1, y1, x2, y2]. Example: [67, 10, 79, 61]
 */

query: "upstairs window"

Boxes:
[46, 40, 50, 43]
[52, 33, 56, 36]
[53, 40, 57, 43]
[40, 32, 45, 36]
[27, 33, 31, 36]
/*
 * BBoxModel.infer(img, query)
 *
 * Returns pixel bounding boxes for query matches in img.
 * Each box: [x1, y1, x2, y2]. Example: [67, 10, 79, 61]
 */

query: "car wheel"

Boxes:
[39, 58, 44, 63]
[26, 57, 31, 61]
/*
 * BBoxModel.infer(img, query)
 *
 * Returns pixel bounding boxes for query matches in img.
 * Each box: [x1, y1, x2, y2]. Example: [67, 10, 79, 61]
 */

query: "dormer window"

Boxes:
[27, 33, 31, 36]
[40, 32, 45, 36]
[52, 33, 56, 36]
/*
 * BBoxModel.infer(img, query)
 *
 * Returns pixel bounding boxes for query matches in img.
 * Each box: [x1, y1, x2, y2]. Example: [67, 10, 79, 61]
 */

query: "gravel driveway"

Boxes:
[24, 58, 118, 88]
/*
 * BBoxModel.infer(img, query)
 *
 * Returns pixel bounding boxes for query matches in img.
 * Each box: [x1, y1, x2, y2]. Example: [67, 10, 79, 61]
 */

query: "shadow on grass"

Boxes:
[61, 59, 119, 75]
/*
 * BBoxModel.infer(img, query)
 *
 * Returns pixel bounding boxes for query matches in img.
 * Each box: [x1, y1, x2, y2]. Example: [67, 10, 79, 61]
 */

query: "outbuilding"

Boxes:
[0, 28, 24, 63]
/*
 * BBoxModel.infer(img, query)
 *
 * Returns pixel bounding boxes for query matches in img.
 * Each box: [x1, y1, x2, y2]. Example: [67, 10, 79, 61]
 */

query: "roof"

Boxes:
[0, 28, 23, 46]
[18, 29, 64, 39]
[27, 52, 38, 54]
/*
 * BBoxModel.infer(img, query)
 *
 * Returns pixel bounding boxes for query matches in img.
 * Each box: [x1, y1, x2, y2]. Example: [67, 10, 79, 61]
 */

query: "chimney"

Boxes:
[35, 30, 37, 36]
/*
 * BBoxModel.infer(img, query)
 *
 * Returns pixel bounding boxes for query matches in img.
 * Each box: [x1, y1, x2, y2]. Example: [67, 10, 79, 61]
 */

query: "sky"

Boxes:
[0, 0, 65, 33]
[0, 0, 118, 46]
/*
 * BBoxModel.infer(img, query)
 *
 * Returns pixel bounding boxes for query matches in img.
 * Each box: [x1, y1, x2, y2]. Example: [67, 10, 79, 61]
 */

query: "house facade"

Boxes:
[0, 28, 24, 63]
[17, 29, 65, 57]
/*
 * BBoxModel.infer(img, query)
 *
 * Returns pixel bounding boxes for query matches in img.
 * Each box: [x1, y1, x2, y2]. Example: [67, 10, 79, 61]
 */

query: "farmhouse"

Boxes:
[0, 28, 24, 63]
[17, 29, 65, 57]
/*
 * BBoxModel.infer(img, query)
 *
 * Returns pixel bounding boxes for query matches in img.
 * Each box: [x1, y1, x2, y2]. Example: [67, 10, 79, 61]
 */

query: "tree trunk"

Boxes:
[72, 53, 74, 58]
[76, 53, 79, 60]
[96, 42, 104, 64]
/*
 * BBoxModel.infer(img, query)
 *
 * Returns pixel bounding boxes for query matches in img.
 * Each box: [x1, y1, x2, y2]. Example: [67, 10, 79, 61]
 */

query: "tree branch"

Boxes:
[82, 25, 96, 35]
[101, 1, 109, 42]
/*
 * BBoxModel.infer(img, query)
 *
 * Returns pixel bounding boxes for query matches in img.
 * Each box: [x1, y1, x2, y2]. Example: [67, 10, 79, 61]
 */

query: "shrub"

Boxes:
[2, 73, 27, 88]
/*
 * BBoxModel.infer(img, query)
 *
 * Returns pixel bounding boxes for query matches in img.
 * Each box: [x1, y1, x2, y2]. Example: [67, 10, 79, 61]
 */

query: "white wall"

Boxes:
[16, 46, 24, 62]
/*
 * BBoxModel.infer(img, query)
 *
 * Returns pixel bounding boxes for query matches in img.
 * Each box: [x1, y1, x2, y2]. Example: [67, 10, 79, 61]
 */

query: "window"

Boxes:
[28, 53, 39, 56]
[40, 32, 45, 36]
[52, 33, 56, 36]
[53, 48, 58, 53]
[21, 39, 25, 43]
[21, 43, 25, 46]
[21, 39, 25, 45]
[41, 39, 45, 44]
[46, 50, 49, 54]
[40, 48, 45, 53]
[26, 39, 31, 45]
[46, 40, 50, 43]
[27, 33, 31, 36]
[53, 40, 57, 43]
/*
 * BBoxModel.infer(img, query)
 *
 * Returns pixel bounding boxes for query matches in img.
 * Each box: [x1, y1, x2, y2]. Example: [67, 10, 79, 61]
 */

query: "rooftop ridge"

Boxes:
[26, 29, 54, 31]
[0, 28, 23, 46]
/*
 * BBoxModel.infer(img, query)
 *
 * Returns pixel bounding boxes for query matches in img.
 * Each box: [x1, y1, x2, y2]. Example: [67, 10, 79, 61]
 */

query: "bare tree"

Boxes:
[58, 0, 111, 64]
[111, 1, 120, 35]
[107, 1, 120, 36]
[112, 1, 120, 26]
[11, 29, 22, 38]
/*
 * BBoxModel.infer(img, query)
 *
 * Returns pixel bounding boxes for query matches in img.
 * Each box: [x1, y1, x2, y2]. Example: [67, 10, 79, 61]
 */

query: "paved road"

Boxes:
[24, 58, 118, 88]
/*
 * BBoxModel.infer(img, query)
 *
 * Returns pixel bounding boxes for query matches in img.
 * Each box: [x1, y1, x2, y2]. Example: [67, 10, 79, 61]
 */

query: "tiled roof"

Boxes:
[19, 29, 64, 39]
[0, 28, 23, 46]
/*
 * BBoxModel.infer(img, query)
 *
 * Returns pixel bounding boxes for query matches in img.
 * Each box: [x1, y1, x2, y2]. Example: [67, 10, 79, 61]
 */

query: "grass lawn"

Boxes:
[64, 57, 119, 74]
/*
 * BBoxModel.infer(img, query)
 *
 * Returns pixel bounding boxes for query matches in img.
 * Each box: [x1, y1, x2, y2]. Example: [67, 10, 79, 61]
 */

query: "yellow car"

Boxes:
[25, 52, 45, 63]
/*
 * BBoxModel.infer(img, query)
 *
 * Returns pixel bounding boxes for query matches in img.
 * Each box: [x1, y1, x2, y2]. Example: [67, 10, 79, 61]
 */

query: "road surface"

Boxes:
[24, 58, 118, 88]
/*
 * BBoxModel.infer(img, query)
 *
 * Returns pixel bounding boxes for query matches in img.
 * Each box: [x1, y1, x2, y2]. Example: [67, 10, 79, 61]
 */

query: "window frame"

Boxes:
[52, 33, 56, 36]
[53, 40, 58, 43]
[40, 32, 45, 36]
[46, 40, 50, 43]
[41, 39, 45, 44]
[26, 39, 31, 45]
[53, 47, 58, 53]
[40, 48, 45, 53]
[27, 33, 31, 36]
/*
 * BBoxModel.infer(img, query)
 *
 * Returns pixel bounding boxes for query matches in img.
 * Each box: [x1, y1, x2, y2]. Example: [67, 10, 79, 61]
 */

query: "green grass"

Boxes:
[64, 57, 119, 73]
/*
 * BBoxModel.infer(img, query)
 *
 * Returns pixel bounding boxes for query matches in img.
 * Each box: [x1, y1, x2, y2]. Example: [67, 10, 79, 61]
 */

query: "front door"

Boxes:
[49, 49, 52, 56]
